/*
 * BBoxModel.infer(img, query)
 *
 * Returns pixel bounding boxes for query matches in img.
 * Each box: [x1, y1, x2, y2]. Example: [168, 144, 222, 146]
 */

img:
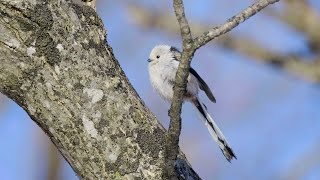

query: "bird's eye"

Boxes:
[156, 55, 160, 59]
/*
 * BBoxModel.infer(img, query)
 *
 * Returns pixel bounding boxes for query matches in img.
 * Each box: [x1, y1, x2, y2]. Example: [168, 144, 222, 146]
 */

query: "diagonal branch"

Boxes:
[0, 0, 200, 179]
[194, 0, 280, 50]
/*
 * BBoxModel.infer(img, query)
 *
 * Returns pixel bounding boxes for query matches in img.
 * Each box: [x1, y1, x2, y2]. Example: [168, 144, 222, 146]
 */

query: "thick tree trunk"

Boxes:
[0, 0, 200, 179]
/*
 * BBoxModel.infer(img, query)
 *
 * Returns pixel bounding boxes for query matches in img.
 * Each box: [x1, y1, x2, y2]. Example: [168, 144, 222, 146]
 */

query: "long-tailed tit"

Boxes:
[148, 45, 236, 161]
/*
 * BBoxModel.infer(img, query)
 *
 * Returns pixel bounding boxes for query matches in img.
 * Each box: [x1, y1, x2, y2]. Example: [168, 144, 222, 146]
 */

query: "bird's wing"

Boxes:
[190, 67, 216, 103]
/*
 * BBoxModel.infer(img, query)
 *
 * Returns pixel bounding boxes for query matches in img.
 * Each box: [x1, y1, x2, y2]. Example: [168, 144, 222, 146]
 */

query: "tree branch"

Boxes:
[173, 0, 192, 45]
[0, 0, 200, 179]
[166, 1, 195, 179]
[194, 0, 280, 50]
[167, 0, 279, 178]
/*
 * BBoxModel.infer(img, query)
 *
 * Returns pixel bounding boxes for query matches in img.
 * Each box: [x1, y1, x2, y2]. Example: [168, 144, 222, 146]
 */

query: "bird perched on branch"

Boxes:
[148, 45, 236, 161]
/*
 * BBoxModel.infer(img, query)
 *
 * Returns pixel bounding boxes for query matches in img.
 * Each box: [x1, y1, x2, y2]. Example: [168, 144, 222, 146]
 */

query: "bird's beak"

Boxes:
[147, 59, 152, 62]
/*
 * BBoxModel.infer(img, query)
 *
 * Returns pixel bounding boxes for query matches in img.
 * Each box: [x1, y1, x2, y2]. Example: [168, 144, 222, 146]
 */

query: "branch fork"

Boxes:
[165, 0, 280, 179]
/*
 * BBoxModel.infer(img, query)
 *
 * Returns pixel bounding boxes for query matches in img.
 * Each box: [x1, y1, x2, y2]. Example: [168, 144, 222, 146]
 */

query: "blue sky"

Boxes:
[0, 1, 319, 180]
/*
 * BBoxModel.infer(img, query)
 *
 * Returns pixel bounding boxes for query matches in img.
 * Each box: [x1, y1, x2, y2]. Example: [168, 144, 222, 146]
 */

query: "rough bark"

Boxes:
[0, 0, 200, 179]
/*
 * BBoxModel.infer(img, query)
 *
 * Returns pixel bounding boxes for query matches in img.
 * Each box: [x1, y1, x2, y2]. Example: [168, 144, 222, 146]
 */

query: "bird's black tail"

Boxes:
[193, 98, 236, 161]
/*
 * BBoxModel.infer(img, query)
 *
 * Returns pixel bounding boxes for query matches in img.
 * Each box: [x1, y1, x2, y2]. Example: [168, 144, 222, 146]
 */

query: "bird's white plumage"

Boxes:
[148, 45, 198, 101]
[147, 44, 236, 161]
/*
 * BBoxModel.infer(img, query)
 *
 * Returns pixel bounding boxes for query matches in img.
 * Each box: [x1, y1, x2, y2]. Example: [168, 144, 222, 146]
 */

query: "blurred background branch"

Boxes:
[267, 0, 320, 52]
[284, 144, 320, 180]
[126, 2, 320, 83]
[0, 94, 7, 112]
[47, 142, 61, 180]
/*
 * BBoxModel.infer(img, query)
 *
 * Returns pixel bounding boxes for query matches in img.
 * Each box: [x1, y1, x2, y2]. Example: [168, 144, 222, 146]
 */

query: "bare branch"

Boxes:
[167, 0, 279, 178]
[194, 0, 280, 49]
[165, 0, 195, 179]
[173, 0, 192, 46]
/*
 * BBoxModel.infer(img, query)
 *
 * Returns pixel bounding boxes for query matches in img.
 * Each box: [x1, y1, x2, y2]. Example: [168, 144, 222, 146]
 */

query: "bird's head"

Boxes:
[148, 45, 181, 63]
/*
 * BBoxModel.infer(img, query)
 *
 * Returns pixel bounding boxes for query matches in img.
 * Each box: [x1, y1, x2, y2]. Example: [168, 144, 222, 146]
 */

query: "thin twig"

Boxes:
[194, 0, 280, 50]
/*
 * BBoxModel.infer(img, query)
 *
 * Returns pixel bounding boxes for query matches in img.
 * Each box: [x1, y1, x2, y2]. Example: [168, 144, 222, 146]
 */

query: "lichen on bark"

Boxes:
[0, 0, 200, 179]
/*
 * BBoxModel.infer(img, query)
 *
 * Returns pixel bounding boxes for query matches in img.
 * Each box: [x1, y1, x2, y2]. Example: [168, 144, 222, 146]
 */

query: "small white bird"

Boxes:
[148, 45, 236, 161]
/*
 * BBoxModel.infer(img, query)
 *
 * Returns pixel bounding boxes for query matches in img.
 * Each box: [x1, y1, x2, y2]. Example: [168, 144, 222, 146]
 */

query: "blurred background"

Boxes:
[1, 0, 320, 179]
